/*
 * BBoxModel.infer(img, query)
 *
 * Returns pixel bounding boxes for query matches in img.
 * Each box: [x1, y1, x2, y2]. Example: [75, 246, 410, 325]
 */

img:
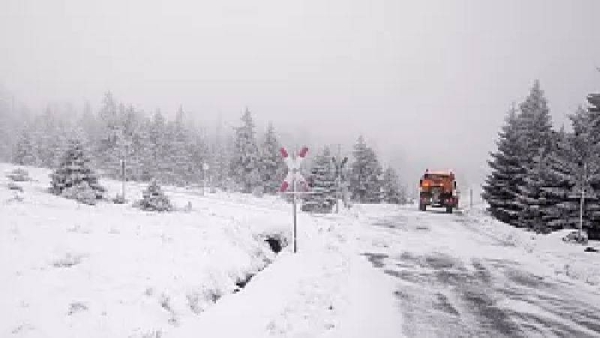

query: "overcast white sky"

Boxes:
[2, 0, 600, 193]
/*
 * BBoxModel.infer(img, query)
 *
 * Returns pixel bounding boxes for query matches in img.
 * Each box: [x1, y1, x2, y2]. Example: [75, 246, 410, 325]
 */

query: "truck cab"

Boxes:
[419, 170, 458, 213]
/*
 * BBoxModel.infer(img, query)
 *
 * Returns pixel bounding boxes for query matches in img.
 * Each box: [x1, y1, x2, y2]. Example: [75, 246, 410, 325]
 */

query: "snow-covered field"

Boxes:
[0, 163, 296, 337]
[3, 162, 600, 337]
[0, 163, 399, 338]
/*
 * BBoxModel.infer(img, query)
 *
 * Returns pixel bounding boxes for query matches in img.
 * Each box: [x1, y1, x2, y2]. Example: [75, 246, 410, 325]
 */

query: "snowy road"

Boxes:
[359, 208, 600, 338]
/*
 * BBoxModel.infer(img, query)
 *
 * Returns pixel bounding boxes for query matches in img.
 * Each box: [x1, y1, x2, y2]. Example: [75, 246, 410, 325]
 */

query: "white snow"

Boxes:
[463, 204, 600, 287]
[4, 162, 598, 338]
[0, 163, 404, 338]
[1, 164, 293, 337]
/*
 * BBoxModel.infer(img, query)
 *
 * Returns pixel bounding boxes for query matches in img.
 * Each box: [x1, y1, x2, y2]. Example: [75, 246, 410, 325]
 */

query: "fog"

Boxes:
[2, 0, 600, 193]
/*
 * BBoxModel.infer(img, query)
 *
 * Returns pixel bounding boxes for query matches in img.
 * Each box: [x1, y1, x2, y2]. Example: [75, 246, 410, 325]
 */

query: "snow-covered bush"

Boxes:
[252, 186, 265, 198]
[562, 230, 588, 245]
[134, 180, 173, 212]
[6, 168, 30, 182]
[61, 181, 99, 205]
[112, 193, 128, 205]
[49, 139, 106, 203]
[7, 182, 24, 192]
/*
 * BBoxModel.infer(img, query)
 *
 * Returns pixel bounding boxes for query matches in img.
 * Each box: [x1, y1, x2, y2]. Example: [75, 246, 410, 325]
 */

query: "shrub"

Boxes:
[134, 180, 173, 212]
[6, 168, 30, 182]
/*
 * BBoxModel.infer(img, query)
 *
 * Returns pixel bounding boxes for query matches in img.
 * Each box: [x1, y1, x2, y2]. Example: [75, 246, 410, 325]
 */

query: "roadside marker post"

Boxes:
[202, 162, 210, 196]
[280, 146, 310, 253]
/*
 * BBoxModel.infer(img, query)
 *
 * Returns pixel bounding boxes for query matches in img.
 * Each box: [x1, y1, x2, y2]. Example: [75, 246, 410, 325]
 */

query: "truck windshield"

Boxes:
[423, 174, 449, 180]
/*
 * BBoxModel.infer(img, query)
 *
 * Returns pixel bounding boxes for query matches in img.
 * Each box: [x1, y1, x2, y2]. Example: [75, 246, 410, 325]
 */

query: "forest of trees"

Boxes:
[483, 79, 600, 235]
[2, 90, 407, 211]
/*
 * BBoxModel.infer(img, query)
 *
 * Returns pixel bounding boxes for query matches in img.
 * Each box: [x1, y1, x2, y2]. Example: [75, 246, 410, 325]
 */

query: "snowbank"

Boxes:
[463, 204, 600, 287]
[0, 163, 292, 337]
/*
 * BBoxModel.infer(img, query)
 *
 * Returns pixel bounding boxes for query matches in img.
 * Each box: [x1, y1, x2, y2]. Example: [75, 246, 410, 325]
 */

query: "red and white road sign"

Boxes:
[280, 146, 309, 192]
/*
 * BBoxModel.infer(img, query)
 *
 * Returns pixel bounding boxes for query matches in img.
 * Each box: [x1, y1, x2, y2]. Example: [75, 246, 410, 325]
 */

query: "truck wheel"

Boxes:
[446, 206, 453, 214]
[419, 204, 426, 211]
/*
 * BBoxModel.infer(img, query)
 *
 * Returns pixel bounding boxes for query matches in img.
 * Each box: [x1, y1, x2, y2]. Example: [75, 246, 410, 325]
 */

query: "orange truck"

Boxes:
[419, 170, 458, 213]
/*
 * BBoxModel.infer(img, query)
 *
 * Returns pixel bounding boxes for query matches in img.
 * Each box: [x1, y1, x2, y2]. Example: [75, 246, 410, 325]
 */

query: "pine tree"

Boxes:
[12, 130, 37, 166]
[382, 167, 403, 204]
[517, 149, 550, 231]
[260, 123, 286, 194]
[135, 179, 173, 212]
[97, 91, 120, 175]
[209, 119, 231, 190]
[230, 108, 261, 193]
[482, 106, 525, 224]
[147, 110, 168, 182]
[515, 80, 553, 206]
[49, 138, 105, 204]
[350, 136, 383, 204]
[301, 147, 336, 213]
[170, 106, 193, 186]
[543, 129, 580, 230]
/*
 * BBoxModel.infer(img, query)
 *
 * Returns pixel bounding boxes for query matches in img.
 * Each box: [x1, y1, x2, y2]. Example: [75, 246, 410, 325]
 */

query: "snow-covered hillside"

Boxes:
[3, 163, 600, 338]
[0, 163, 297, 337]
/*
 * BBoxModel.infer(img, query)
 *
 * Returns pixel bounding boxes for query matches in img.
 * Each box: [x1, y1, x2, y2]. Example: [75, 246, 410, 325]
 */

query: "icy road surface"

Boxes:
[358, 208, 600, 338]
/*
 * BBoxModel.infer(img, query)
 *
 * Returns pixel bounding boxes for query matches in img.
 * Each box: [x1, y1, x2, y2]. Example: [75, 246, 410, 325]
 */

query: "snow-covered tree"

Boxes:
[230, 108, 261, 193]
[97, 91, 120, 175]
[12, 129, 37, 166]
[382, 167, 404, 204]
[134, 179, 173, 212]
[208, 119, 232, 190]
[168, 106, 194, 186]
[515, 80, 553, 189]
[482, 106, 525, 224]
[350, 136, 383, 204]
[260, 123, 286, 194]
[542, 129, 581, 231]
[566, 94, 600, 232]
[302, 147, 336, 213]
[49, 138, 105, 204]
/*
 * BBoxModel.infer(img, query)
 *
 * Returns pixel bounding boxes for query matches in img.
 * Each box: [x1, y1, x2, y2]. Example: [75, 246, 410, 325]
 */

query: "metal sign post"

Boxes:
[280, 146, 309, 253]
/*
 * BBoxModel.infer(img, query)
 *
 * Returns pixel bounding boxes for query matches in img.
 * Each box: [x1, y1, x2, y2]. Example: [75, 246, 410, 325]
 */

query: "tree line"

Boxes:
[5, 91, 407, 212]
[483, 79, 600, 234]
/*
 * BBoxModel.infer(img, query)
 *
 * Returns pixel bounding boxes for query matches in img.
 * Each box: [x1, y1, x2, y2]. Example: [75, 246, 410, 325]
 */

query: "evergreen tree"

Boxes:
[301, 147, 336, 213]
[515, 80, 553, 210]
[543, 129, 581, 230]
[230, 108, 261, 193]
[482, 106, 526, 224]
[97, 91, 120, 175]
[135, 179, 173, 212]
[517, 149, 549, 231]
[209, 119, 231, 190]
[49, 138, 105, 204]
[350, 136, 383, 203]
[382, 167, 403, 204]
[169, 106, 193, 186]
[147, 110, 168, 182]
[260, 123, 286, 194]
[12, 130, 37, 166]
